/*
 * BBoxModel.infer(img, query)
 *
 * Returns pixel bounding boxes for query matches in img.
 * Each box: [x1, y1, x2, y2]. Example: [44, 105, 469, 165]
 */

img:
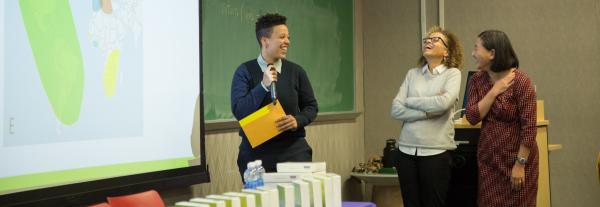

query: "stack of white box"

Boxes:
[175, 162, 341, 207]
[265, 162, 342, 207]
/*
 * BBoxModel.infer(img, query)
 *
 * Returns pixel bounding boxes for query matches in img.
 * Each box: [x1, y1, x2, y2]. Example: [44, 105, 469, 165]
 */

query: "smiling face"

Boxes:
[261, 24, 290, 62]
[422, 32, 449, 60]
[472, 38, 495, 71]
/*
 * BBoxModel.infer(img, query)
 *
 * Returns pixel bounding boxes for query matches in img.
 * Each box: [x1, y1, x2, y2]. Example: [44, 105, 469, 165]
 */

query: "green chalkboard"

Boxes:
[202, 0, 354, 121]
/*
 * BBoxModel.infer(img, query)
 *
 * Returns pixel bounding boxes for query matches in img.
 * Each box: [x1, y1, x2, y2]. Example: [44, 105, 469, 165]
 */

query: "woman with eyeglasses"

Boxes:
[466, 30, 538, 207]
[391, 26, 463, 207]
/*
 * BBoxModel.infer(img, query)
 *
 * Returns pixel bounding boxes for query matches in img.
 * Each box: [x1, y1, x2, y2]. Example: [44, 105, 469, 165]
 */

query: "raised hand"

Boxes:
[262, 65, 278, 87]
[491, 69, 515, 96]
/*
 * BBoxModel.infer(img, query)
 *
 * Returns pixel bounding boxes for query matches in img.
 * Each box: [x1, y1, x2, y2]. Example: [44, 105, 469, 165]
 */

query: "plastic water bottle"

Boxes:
[243, 162, 257, 189]
[255, 160, 265, 187]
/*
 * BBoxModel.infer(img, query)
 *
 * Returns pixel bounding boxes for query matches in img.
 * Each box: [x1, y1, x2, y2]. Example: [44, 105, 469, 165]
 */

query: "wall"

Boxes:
[362, 0, 421, 159]
[445, 1, 600, 206]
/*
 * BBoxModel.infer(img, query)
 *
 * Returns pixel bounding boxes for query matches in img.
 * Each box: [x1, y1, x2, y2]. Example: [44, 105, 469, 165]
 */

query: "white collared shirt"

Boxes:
[421, 63, 446, 75]
[257, 54, 282, 91]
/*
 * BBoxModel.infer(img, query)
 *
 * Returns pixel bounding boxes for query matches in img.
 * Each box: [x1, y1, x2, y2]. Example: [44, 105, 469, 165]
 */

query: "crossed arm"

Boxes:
[391, 69, 461, 122]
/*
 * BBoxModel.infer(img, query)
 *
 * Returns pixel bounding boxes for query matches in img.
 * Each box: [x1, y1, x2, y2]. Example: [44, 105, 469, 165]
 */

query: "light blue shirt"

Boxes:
[257, 54, 282, 73]
[257, 54, 282, 91]
[391, 64, 461, 156]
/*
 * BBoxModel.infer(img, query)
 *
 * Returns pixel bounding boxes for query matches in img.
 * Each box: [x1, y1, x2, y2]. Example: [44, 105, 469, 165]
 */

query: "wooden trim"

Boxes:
[314, 111, 362, 122]
[548, 144, 563, 151]
[205, 119, 239, 131]
[205, 112, 362, 131]
[453, 118, 550, 129]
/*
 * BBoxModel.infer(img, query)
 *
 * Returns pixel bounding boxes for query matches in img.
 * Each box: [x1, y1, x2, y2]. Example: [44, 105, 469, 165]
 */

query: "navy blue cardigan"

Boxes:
[230, 59, 318, 153]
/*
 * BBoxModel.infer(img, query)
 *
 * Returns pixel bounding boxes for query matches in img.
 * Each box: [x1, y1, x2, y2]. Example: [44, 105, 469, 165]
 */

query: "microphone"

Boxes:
[268, 64, 277, 104]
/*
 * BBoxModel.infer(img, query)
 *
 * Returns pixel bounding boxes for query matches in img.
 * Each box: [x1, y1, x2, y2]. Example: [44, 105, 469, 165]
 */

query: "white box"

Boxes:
[277, 183, 295, 207]
[264, 182, 284, 188]
[302, 177, 323, 207]
[292, 180, 310, 207]
[313, 175, 334, 207]
[326, 173, 342, 207]
[175, 201, 210, 207]
[276, 162, 326, 173]
[241, 189, 269, 207]
[264, 172, 307, 183]
[190, 198, 226, 207]
[257, 186, 279, 207]
[224, 192, 256, 207]
[206, 195, 241, 207]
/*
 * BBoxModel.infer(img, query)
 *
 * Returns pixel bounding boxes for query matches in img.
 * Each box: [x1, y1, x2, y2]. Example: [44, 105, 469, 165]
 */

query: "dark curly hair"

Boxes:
[255, 13, 287, 47]
[418, 26, 463, 69]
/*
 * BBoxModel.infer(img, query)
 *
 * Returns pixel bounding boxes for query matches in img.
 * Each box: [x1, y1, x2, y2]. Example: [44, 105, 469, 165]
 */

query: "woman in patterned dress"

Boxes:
[465, 30, 538, 206]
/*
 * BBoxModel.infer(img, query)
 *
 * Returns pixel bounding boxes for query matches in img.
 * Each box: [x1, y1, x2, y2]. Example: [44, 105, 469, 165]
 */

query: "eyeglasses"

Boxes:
[422, 37, 448, 48]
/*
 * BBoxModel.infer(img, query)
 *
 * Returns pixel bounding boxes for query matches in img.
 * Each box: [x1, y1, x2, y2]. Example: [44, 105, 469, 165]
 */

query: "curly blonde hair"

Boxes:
[418, 26, 463, 69]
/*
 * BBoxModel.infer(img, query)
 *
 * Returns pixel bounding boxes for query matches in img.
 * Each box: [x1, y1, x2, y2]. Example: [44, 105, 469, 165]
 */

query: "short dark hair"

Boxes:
[478, 30, 519, 72]
[255, 13, 287, 47]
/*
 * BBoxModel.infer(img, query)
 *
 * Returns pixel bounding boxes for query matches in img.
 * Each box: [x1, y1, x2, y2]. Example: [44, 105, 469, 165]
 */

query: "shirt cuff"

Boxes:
[260, 82, 269, 92]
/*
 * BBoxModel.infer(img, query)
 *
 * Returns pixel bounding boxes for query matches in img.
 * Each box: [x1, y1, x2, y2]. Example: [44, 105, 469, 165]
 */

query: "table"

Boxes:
[342, 201, 376, 207]
[350, 173, 398, 201]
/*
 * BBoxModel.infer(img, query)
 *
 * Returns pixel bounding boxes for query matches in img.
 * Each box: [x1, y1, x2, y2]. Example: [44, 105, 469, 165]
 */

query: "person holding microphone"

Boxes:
[230, 13, 318, 180]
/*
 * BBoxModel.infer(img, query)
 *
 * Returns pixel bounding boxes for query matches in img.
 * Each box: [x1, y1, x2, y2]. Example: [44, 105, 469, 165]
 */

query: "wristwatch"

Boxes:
[516, 156, 528, 165]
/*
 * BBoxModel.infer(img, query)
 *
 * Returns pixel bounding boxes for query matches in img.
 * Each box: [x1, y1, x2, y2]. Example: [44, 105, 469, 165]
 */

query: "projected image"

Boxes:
[0, 0, 199, 196]
[3, 0, 143, 146]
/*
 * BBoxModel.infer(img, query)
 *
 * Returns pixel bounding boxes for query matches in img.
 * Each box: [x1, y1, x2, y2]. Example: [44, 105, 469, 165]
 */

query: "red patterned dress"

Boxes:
[465, 70, 539, 207]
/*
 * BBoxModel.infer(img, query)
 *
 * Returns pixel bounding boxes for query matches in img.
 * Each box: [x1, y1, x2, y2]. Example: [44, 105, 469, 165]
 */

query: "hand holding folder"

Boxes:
[239, 100, 286, 148]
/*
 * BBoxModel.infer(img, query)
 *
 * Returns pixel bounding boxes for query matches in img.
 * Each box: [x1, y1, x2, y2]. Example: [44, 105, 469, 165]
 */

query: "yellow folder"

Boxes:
[239, 100, 286, 148]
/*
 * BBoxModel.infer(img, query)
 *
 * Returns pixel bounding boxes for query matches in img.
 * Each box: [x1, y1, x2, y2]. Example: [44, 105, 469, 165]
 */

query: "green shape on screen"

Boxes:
[19, 0, 85, 125]
[103, 49, 121, 97]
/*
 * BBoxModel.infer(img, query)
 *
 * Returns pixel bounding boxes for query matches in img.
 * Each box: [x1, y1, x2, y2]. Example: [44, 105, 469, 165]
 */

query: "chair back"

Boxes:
[107, 190, 165, 207]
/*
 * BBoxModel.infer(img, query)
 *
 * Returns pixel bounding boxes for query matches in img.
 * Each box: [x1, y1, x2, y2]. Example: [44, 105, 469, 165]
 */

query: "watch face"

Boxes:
[518, 157, 528, 164]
